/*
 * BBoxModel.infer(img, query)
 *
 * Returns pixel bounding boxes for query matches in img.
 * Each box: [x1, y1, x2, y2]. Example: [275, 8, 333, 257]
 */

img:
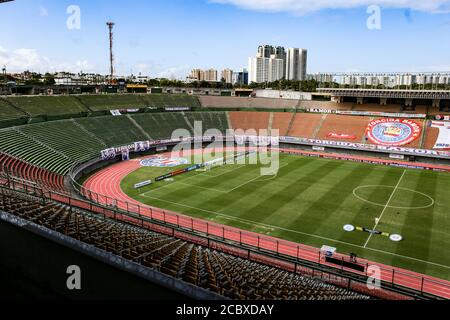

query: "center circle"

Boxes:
[353, 185, 434, 210]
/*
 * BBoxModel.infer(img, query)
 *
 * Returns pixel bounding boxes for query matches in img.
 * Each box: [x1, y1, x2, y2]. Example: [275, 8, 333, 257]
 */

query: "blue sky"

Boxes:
[1, 0, 449, 78]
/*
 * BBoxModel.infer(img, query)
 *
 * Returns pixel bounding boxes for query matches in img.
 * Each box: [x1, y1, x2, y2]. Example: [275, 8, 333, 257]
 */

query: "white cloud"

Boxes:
[210, 0, 450, 14]
[157, 65, 192, 80]
[0, 47, 95, 73]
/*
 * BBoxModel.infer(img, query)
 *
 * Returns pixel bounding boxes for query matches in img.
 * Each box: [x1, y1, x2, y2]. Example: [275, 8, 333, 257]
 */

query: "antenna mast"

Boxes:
[106, 22, 115, 84]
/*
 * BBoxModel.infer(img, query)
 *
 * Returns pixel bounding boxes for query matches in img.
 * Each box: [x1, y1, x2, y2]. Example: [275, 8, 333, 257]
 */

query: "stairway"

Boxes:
[71, 119, 107, 147]
[127, 114, 152, 140]
[225, 112, 233, 130]
[312, 114, 328, 139]
[73, 95, 94, 114]
[0, 97, 30, 118]
[268, 112, 274, 135]
[285, 111, 297, 136]
[181, 112, 195, 133]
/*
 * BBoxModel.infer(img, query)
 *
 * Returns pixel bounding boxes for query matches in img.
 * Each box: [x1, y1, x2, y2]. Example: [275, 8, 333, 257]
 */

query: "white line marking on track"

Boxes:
[364, 169, 406, 248]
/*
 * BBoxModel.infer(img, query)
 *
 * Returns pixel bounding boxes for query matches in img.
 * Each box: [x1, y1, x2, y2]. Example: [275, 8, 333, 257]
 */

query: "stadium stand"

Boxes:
[316, 115, 370, 143]
[7, 96, 89, 116]
[297, 101, 354, 111]
[0, 128, 73, 175]
[0, 97, 27, 120]
[229, 111, 270, 132]
[141, 94, 201, 109]
[287, 113, 325, 138]
[76, 94, 200, 111]
[199, 96, 298, 109]
[0, 153, 65, 192]
[184, 112, 229, 135]
[74, 116, 144, 147]
[0, 190, 371, 301]
[271, 112, 295, 136]
[16, 121, 104, 162]
[77, 94, 147, 111]
[353, 103, 402, 113]
[130, 112, 193, 139]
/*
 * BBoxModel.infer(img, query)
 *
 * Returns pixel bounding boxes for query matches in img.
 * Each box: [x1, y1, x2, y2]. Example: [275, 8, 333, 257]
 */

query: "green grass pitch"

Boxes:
[121, 152, 450, 280]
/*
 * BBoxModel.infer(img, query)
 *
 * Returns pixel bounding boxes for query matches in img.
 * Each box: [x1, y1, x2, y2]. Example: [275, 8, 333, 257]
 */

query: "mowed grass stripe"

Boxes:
[122, 153, 450, 280]
[430, 173, 450, 268]
[325, 166, 401, 247]
[288, 163, 375, 245]
[187, 156, 314, 221]
[392, 171, 438, 274]
[227, 158, 339, 224]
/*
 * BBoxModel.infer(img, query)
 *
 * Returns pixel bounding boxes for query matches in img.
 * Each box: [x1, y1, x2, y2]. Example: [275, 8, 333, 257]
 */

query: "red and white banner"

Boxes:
[327, 133, 356, 140]
[430, 121, 450, 150]
[366, 118, 422, 146]
[435, 115, 450, 121]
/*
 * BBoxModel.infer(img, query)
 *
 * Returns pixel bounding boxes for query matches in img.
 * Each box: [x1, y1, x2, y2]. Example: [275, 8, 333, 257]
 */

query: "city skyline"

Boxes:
[1, 0, 450, 78]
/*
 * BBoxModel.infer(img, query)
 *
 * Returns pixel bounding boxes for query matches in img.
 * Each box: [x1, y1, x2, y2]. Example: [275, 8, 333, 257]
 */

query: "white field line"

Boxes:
[363, 169, 407, 248]
[140, 194, 450, 270]
[176, 181, 227, 193]
[200, 164, 246, 178]
[145, 157, 293, 196]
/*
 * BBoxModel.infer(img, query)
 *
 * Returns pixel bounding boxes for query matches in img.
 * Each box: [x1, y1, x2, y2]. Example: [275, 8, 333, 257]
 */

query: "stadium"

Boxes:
[1, 90, 449, 301]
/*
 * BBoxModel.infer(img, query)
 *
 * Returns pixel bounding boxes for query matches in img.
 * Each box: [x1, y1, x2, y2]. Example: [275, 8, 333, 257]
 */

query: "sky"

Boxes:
[0, 0, 450, 79]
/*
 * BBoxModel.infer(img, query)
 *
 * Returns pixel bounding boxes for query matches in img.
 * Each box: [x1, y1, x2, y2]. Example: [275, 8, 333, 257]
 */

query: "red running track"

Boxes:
[83, 147, 450, 299]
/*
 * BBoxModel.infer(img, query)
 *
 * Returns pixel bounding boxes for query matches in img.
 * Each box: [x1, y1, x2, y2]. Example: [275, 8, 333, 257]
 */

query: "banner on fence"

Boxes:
[430, 121, 450, 150]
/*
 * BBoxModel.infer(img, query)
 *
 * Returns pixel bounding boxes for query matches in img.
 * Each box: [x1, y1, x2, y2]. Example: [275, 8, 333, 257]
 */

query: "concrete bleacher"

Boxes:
[0, 191, 371, 301]
[75, 116, 144, 147]
[229, 111, 271, 132]
[130, 113, 192, 139]
[199, 96, 298, 109]
[184, 112, 229, 135]
[0, 98, 26, 120]
[287, 113, 325, 138]
[297, 101, 354, 111]
[271, 112, 295, 136]
[353, 103, 402, 113]
[316, 115, 369, 143]
[7, 96, 89, 116]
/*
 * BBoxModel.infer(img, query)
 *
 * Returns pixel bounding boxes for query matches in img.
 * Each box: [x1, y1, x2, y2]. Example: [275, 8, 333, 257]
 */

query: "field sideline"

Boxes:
[120, 152, 450, 280]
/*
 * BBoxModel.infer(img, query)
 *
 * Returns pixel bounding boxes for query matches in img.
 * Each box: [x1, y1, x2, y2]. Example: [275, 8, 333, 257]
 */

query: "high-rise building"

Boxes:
[204, 69, 218, 82]
[221, 69, 233, 84]
[249, 57, 269, 83]
[232, 68, 249, 86]
[257, 45, 275, 58]
[249, 45, 288, 84]
[190, 69, 205, 81]
[269, 55, 285, 82]
[286, 48, 308, 81]
[249, 55, 284, 83]
[189, 68, 218, 82]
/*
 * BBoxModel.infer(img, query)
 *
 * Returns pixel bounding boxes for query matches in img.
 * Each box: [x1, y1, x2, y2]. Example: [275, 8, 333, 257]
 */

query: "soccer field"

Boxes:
[121, 153, 450, 280]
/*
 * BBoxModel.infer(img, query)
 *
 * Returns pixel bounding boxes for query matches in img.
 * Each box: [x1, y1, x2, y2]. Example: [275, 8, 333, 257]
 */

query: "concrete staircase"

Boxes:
[71, 119, 107, 147]
[312, 114, 328, 139]
[0, 97, 30, 118]
[226, 112, 233, 130]
[285, 112, 297, 136]
[268, 112, 274, 134]
[127, 114, 152, 140]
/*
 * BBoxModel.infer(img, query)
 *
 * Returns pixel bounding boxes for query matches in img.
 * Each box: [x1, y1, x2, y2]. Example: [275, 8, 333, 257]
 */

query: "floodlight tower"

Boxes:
[107, 22, 115, 84]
